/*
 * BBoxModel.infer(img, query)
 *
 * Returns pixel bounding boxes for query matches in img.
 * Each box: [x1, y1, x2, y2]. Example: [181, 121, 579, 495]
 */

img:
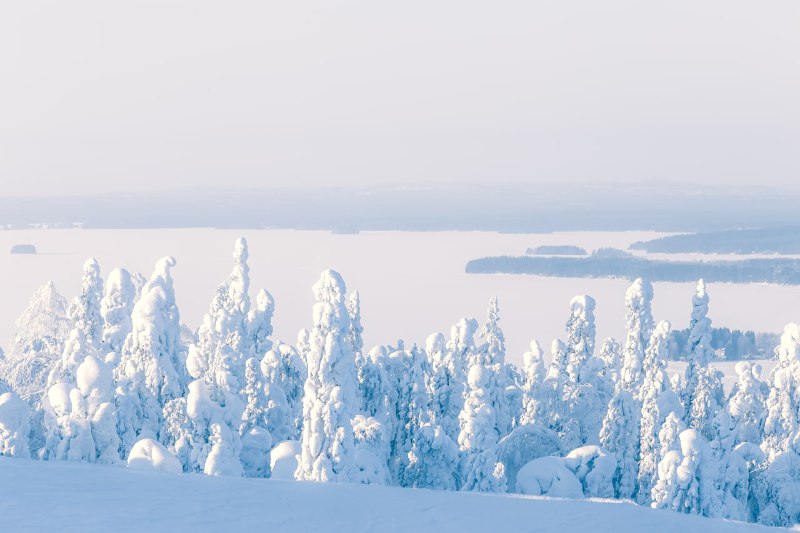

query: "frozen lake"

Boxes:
[0, 229, 797, 365]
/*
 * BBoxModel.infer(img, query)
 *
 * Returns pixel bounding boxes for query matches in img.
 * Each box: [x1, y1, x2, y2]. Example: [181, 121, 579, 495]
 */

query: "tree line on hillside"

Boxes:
[2, 238, 800, 526]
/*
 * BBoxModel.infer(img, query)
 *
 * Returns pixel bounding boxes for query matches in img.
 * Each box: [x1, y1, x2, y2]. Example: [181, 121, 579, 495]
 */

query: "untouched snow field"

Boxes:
[0, 457, 778, 532]
[1, 229, 798, 364]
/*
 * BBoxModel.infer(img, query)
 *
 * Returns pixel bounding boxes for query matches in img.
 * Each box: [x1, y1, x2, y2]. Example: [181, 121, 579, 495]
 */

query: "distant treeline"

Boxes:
[631, 227, 800, 255]
[465, 254, 800, 285]
[526, 245, 587, 256]
[668, 327, 779, 361]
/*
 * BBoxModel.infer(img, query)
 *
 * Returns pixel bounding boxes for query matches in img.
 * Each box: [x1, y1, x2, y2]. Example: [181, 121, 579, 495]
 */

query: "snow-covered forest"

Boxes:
[1, 237, 799, 527]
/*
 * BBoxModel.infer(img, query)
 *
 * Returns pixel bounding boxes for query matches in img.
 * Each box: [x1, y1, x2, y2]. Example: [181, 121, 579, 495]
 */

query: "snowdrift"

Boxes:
[0, 457, 775, 532]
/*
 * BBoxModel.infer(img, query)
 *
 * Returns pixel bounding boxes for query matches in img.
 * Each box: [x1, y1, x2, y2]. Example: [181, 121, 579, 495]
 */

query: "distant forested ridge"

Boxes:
[465, 254, 800, 285]
[631, 227, 800, 255]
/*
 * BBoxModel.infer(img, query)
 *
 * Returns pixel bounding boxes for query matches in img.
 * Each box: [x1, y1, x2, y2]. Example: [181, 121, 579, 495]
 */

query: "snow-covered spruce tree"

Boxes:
[114, 256, 185, 459]
[710, 410, 750, 522]
[598, 337, 621, 385]
[187, 237, 251, 387]
[762, 323, 800, 460]
[68, 258, 104, 352]
[405, 410, 461, 490]
[0, 282, 71, 402]
[0, 391, 30, 458]
[296, 270, 358, 482]
[619, 278, 654, 395]
[354, 345, 395, 482]
[562, 295, 609, 448]
[179, 239, 256, 476]
[728, 361, 765, 447]
[247, 288, 274, 358]
[447, 318, 479, 377]
[346, 291, 364, 358]
[520, 340, 546, 425]
[637, 320, 681, 504]
[538, 339, 570, 442]
[651, 428, 722, 517]
[41, 355, 120, 464]
[476, 297, 515, 438]
[682, 280, 724, 439]
[649, 411, 685, 506]
[100, 268, 136, 363]
[458, 364, 507, 493]
[565, 295, 596, 383]
[599, 386, 639, 499]
[261, 342, 306, 443]
[426, 332, 465, 444]
[387, 345, 429, 486]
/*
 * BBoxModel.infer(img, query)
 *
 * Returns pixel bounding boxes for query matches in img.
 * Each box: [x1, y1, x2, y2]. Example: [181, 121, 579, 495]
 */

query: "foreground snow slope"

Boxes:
[0, 458, 777, 532]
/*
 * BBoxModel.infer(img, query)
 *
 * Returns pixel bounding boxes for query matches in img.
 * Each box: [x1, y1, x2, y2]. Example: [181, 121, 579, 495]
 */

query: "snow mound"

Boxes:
[0, 392, 30, 458]
[516, 456, 584, 499]
[270, 440, 300, 480]
[127, 438, 182, 475]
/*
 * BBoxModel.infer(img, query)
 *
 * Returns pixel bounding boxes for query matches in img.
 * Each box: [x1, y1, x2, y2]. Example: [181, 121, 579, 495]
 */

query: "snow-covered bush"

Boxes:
[128, 438, 182, 475]
[496, 424, 562, 493]
[563, 445, 616, 499]
[270, 440, 300, 481]
[516, 456, 583, 499]
[0, 392, 30, 458]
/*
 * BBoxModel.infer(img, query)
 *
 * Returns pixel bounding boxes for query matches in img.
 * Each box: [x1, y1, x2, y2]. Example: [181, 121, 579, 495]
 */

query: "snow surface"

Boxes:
[0, 457, 778, 532]
[1, 229, 798, 365]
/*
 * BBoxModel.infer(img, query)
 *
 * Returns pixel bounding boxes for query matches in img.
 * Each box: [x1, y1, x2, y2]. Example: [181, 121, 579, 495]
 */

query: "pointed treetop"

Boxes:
[234, 237, 249, 266]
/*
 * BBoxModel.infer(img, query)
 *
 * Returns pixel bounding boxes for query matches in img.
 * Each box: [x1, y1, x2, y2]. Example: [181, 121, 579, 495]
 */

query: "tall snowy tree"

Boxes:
[476, 297, 514, 437]
[100, 268, 136, 363]
[426, 332, 465, 444]
[599, 386, 639, 499]
[520, 340, 546, 426]
[598, 337, 621, 385]
[345, 291, 364, 358]
[296, 270, 358, 483]
[114, 256, 185, 459]
[562, 295, 608, 447]
[261, 342, 306, 443]
[619, 278, 654, 395]
[637, 320, 680, 504]
[682, 280, 723, 439]
[762, 323, 800, 460]
[458, 363, 507, 493]
[247, 288, 274, 358]
[727, 361, 765, 447]
[68, 258, 104, 351]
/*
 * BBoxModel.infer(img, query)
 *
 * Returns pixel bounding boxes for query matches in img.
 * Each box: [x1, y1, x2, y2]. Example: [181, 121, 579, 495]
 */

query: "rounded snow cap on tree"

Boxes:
[734, 361, 751, 378]
[234, 237, 248, 265]
[570, 295, 596, 319]
[83, 258, 100, 276]
[778, 323, 800, 364]
[625, 278, 653, 310]
[523, 340, 543, 367]
[76, 355, 112, 397]
[692, 279, 709, 316]
[426, 332, 446, 354]
[467, 364, 489, 389]
[653, 320, 671, 338]
[255, 288, 274, 313]
[312, 269, 347, 303]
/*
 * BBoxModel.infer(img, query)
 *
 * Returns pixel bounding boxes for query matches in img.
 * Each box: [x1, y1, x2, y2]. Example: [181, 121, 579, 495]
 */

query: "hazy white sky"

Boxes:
[1, 0, 799, 196]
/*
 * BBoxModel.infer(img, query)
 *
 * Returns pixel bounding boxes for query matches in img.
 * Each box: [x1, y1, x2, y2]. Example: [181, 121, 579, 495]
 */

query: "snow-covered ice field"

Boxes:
[1, 229, 798, 365]
[0, 457, 777, 532]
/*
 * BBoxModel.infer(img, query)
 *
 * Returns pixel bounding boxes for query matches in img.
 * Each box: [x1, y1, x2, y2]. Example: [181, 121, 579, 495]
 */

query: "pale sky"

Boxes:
[1, 0, 799, 196]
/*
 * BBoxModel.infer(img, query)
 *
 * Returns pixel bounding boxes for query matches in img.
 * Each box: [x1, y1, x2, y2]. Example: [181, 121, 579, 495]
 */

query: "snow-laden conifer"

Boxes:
[100, 268, 136, 362]
[247, 288, 274, 358]
[619, 278, 654, 395]
[296, 270, 358, 482]
[114, 256, 185, 459]
[459, 364, 507, 493]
